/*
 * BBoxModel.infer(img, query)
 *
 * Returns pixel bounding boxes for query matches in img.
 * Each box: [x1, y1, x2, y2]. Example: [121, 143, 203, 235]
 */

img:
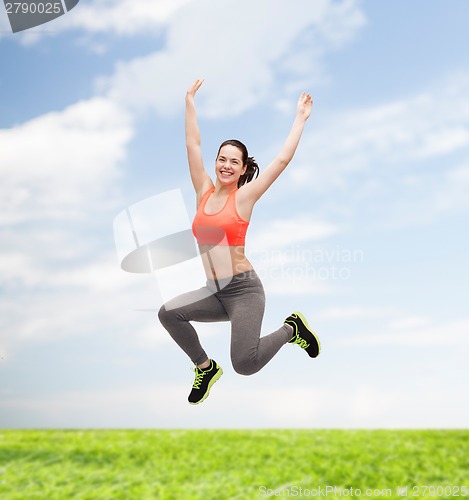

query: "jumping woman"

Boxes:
[158, 79, 320, 404]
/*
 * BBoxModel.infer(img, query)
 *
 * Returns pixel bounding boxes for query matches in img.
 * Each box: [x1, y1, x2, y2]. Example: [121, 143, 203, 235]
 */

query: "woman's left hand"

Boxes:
[296, 92, 313, 121]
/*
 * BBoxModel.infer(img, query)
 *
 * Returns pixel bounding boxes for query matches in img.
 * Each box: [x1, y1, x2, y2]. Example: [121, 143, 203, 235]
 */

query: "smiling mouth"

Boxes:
[220, 170, 233, 176]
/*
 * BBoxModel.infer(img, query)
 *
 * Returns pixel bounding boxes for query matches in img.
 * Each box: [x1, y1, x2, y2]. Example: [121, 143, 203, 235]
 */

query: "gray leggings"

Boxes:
[157, 270, 292, 375]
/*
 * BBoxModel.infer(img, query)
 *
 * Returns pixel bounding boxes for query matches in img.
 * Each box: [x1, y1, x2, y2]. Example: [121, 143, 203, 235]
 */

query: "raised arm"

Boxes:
[185, 79, 212, 196]
[241, 92, 313, 202]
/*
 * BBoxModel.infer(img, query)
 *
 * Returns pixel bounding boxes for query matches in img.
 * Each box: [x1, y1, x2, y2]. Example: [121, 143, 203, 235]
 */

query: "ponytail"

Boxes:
[238, 156, 259, 187]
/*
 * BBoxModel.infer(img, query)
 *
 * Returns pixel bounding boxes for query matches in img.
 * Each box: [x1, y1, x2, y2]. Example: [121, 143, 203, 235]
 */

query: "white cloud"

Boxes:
[0, 384, 188, 427]
[260, 270, 332, 296]
[237, 382, 469, 428]
[448, 163, 469, 182]
[0, 269, 157, 345]
[338, 318, 469, 347]
[0, 252, 42, 289]
[290, 73, 469, 194]
[0, 95, 145, 355]
[97, 0, 365, 118]
[2, 380, 467, 428]
[281, 72, 469, 230]
[249, 215, 340, 252]
[387, 316, 431, 330]
[316, 306, 397, 321]
[0, 97, 134, 224]
[4, 0, 365, 60]
[2, 0, 193, 46]
[63, 0, 193, 36]
[0, 212, 190, 348]
[434, 162, 469, 212]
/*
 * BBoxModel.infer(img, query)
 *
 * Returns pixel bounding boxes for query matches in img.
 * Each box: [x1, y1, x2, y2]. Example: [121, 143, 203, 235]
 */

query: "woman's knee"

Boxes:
[231, 354, 258, 376]
[158, 303, 175, 325]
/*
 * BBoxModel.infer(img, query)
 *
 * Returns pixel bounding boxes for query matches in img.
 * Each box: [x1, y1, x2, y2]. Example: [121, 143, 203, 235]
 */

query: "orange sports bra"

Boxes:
[192, 187, 249, 246]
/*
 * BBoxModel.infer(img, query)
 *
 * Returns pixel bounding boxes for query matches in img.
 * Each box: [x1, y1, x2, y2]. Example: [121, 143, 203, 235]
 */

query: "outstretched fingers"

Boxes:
[194, 78, 205, 91]
[297, 92, 313, 120]
[187, 78, 205, 97]
[297, 91, 313, 119]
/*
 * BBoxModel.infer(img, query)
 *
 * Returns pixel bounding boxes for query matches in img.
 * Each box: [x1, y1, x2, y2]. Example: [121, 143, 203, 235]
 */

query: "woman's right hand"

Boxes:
[186, 79, 204, 98]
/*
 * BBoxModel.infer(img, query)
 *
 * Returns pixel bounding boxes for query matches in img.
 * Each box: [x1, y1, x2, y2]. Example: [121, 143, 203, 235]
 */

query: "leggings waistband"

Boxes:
[206, 269, 259, 291]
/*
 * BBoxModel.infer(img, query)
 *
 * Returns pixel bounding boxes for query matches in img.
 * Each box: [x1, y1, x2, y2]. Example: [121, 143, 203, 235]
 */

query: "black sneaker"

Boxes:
[188, 359, 223, 405]
[285, 311, 320, 358]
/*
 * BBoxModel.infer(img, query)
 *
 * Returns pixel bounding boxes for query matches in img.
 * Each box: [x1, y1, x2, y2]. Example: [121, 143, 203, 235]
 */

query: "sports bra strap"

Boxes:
[197, 187, 214, 208]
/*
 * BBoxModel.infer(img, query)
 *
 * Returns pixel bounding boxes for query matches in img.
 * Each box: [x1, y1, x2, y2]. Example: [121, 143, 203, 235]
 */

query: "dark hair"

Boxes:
[217, 139, 259, 188]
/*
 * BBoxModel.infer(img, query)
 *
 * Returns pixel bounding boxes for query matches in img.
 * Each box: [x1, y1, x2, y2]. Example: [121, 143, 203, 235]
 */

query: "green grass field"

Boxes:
[0, 430, 467, 499]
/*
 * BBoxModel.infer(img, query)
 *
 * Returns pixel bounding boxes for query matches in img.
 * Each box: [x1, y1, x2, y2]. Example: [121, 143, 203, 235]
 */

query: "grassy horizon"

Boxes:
[0, 429, 468, 499]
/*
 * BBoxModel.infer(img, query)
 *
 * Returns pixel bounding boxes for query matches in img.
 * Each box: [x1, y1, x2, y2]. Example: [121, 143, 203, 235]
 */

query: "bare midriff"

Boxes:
[198, 244, 254, 280]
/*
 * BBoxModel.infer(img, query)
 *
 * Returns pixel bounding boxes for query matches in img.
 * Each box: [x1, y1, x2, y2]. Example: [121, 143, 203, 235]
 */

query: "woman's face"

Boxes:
[215, 145, 247, 185]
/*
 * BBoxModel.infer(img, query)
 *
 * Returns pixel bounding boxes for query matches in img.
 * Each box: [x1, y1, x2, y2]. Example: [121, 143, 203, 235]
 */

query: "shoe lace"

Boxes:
[291, 335, 310, 350]
[192, 368, 206, 389]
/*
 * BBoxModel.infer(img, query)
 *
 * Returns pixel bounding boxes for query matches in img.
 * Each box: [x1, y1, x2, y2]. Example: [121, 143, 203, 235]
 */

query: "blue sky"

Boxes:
[1, 0, 468, 428]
